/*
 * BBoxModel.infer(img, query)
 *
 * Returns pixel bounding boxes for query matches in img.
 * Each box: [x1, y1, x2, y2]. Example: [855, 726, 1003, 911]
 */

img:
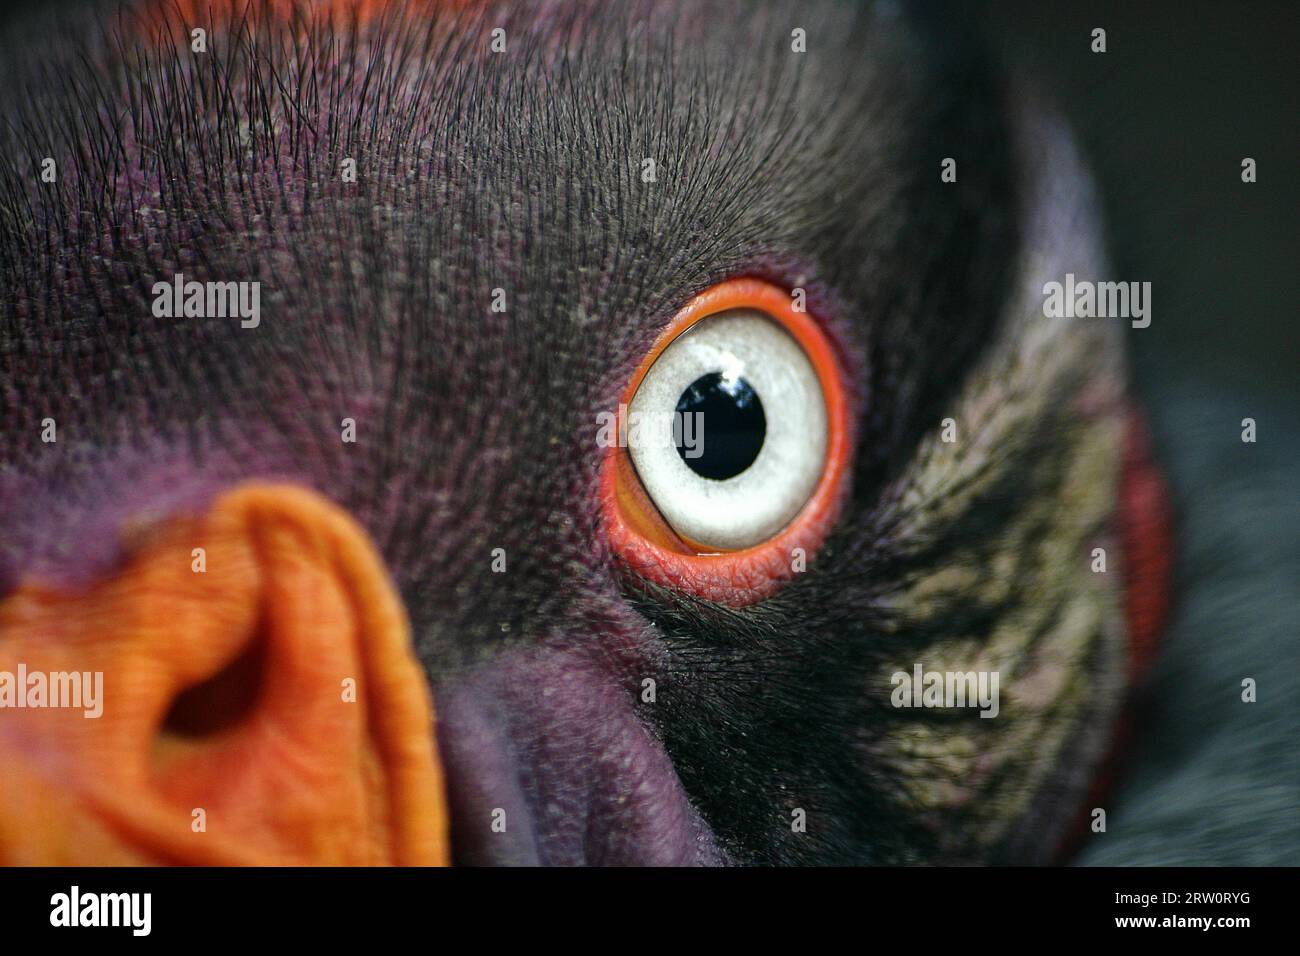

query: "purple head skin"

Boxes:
[436, 645, 725, 865]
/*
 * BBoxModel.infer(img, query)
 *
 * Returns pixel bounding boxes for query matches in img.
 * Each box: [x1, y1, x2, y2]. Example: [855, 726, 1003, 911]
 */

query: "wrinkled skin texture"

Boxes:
[0, 0, 1217, 865]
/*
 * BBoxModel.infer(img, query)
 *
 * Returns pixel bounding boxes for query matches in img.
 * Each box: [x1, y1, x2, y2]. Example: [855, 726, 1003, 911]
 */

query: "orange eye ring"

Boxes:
[599, 277, 854, 607]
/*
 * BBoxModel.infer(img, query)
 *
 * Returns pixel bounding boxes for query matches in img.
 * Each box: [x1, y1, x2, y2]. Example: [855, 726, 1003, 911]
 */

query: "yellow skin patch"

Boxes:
[865, 230, 1129, 862]
[0, 484, 448, 865]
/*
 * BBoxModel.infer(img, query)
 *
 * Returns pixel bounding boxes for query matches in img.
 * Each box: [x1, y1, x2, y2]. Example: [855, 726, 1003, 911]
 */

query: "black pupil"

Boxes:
[674, 372, 766, 480]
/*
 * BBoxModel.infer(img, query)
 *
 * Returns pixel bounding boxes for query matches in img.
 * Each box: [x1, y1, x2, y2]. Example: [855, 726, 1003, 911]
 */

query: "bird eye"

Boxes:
[626, 310, 827, 550]
[601, 278, 852, 606]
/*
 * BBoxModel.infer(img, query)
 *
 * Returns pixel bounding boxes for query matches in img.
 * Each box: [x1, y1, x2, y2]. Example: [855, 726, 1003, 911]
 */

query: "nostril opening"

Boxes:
[162, 619, 268, 738]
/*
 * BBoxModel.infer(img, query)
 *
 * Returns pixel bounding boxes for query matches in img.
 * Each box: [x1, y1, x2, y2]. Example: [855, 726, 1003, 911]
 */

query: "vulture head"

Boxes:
[0, 0, 1170, 865]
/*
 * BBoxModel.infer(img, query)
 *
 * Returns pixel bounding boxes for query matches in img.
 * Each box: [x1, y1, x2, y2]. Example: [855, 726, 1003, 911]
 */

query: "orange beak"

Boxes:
[0, 484, 449, 865]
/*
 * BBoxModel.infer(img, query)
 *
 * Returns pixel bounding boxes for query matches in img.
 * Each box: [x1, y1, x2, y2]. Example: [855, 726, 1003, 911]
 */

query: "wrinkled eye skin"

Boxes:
[601, 278, 855, 608]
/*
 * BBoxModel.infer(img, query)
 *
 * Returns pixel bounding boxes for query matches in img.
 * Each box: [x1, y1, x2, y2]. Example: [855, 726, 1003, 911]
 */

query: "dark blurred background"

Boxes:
[985, 0, 1296, 391]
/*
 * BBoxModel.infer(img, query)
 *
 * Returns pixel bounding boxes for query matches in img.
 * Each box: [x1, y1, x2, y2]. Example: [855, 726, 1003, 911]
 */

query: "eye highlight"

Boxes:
[674, 370, 766, 480]
[600, 278, 852, 606]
